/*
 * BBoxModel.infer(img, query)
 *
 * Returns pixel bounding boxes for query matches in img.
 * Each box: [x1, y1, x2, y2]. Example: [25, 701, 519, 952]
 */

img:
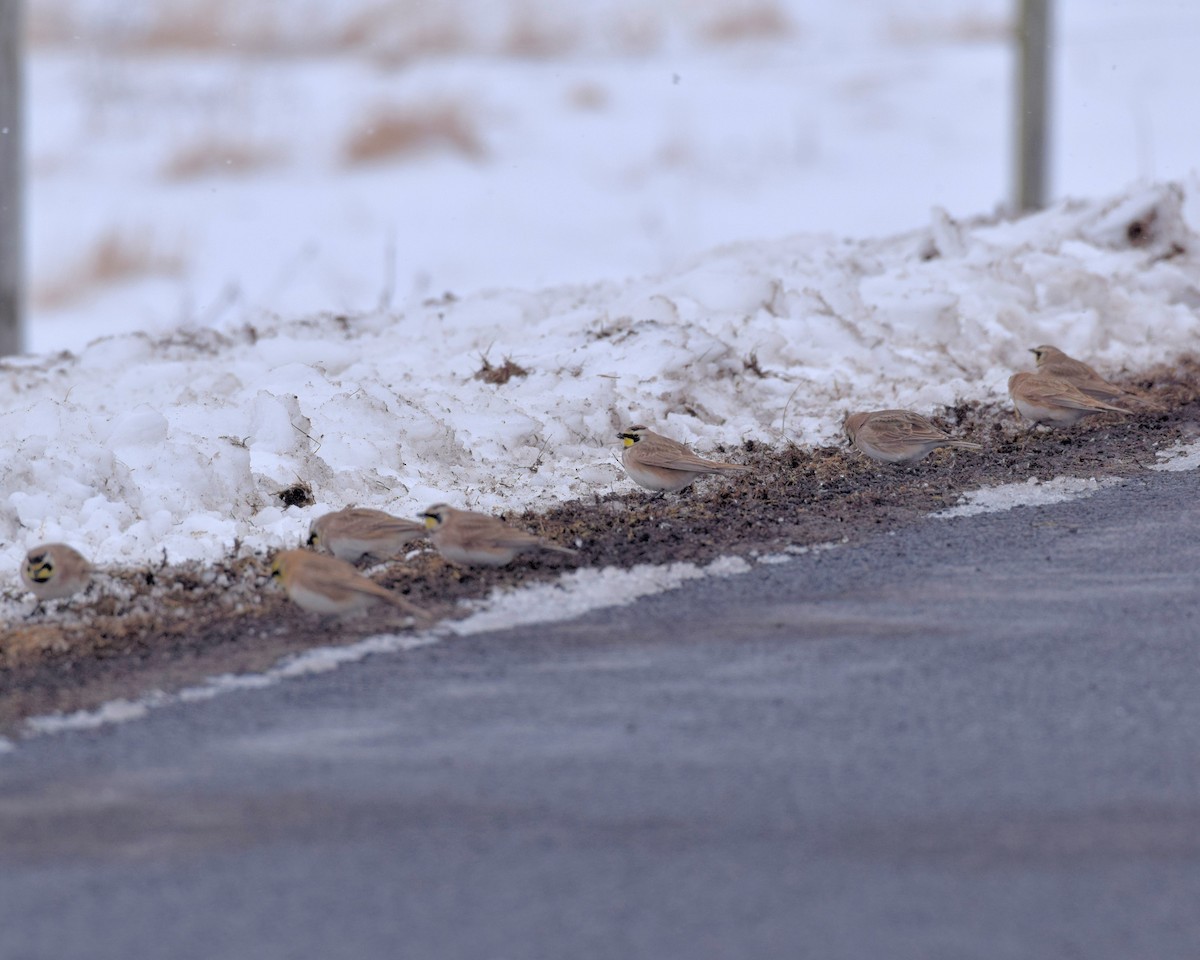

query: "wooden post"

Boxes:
[1014, 0, 1051, 212]
[0, 0, 23, 355]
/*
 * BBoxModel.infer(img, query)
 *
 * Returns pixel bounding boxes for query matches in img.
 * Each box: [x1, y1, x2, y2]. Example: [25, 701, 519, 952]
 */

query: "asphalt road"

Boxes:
[3, 468, 1200, 960]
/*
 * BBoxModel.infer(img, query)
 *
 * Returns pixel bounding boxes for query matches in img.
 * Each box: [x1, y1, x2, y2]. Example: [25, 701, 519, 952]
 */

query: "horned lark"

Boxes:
[1008, 372, 1130, 426]
[308, 507, 426, 564]
[843, 409, 982, 463]
[422, 504, 577, 567]
[270, 549, 428, 620]
[618, 425, 750, 493]
[1031, 344, 1159, 408]
[21, 543, 92, 602]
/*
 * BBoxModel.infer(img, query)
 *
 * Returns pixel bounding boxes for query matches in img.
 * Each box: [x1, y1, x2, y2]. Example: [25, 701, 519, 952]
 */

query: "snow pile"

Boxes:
[31, 0, 1200, 357]
[1, 183, 1196, 575]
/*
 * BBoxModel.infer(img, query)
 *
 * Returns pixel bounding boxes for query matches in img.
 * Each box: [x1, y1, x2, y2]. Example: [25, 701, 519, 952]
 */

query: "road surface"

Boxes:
[2, 468, 1200, 959]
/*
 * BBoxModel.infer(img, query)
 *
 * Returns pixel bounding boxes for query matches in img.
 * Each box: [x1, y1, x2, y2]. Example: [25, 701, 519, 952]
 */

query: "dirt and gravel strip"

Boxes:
[2, 357, 1198, 735]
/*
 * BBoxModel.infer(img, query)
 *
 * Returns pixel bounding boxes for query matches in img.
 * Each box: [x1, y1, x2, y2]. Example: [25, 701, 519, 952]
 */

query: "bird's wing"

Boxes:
[867, 413, 949, 444]
[636, 437, 743, 472]
[457, 513, 540, 549]
[374, 517, 426, 536]
[1029, 380, 1126, 412]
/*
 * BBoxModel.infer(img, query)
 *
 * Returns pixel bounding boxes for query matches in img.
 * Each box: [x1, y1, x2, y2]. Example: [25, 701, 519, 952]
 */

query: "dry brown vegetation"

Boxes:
[162, 139, 284, 181]
[337, 7, 471, 67]
[3, 357, 1199, 737]
[34, 230, 185, 310]
[341, 102, 486, 166]
[566, 82, 610, 112]
[28, 0, 797, 62]
[28, 0, 296, 55]
[474, 355, 530, 385]
[697, 2, 794, 44]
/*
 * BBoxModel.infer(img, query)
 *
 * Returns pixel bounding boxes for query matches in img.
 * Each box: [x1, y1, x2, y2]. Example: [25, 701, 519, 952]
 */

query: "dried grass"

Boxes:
[28, 0, 797, 61]
[474, 355, 530, 385]
[30, 0, 295, 55]
[698, 1, 793, 44]
[501, 6, 580, 59]
[337, 5, 472, 68]
[341, 102, 486, 166]
[566, 82, 609, 112]
[34, 230, 185, 310]
[131, 4, 258, 53]
[162, 139, 284, 181]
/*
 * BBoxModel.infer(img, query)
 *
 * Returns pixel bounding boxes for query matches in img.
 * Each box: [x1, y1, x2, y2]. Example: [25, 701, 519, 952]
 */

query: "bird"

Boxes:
[1030, 344, 1160, 408]
[269, 549, 428, 620]
[421, 504, 577, 567]
[21, 543, 93, 602]
[1008, 372, 1130, 426]
[843, 409, 982, 463]
[307, 507, 426, 564]
[617, 425, 750, 493]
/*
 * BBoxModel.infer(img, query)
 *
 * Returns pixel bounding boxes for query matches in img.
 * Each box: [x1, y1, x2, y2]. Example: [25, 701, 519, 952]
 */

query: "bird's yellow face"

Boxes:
[270, 557, 286, 581]
[306, 529, 320, 549]
[1031, 347, 1045, 363]
[618, 426, 646, 447]
[422, 505, 449, 531]
[24, 553, 54, 584]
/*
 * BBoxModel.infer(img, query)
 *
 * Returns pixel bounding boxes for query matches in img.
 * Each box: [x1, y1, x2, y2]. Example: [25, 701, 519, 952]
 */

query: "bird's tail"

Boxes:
[383, 591, 432, 622]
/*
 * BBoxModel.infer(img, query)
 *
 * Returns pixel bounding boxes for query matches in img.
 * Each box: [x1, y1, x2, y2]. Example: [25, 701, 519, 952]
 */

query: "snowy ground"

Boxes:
[2, 180, 1195, 585]
[7, 0, 1200, 582]
[26, 0, 1200, 349]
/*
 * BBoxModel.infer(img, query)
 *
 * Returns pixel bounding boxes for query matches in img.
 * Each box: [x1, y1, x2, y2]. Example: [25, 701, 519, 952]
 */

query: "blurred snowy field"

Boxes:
[4, 0, 1200, 573]
[26, 0, 1200, 346]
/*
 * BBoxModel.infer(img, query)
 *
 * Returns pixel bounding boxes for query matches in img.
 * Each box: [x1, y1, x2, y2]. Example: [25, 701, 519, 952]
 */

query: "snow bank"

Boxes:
[1, 183, 1195, 578]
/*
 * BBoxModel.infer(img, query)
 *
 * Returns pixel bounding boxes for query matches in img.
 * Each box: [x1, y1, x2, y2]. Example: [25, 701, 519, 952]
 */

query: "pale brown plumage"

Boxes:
[1030, 344, 1162, 410]
[843, 409, 982, 464]
[1008, 371, 1129, 427]
[270, 549, 428, 620]
[422, 504, 577, 567]
[618, 425, 750, 493]
[308, 507, 426, 564]
[21, 543, 92, 602]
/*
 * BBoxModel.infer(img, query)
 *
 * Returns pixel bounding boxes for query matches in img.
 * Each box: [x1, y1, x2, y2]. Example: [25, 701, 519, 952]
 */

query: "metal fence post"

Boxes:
[1014, 0, 1052, 212]
[0, 0, 24, 355]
